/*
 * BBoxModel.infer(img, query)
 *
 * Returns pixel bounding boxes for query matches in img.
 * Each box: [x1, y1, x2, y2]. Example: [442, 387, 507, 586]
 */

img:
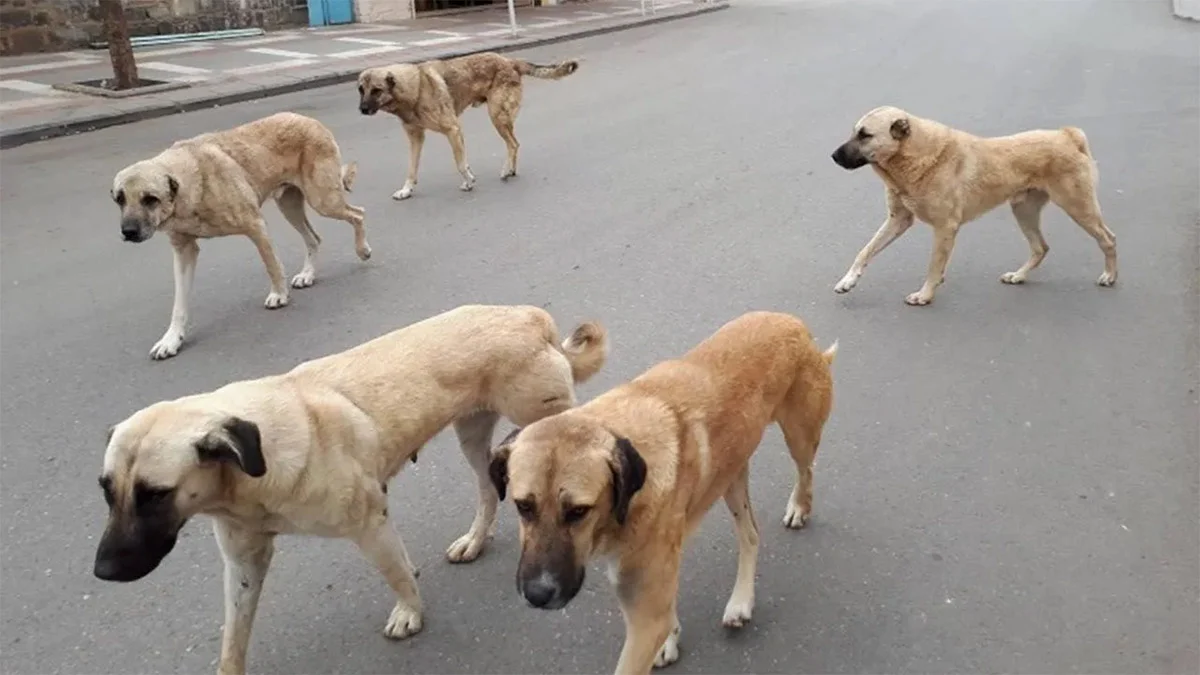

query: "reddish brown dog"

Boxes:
[489, 311, 838, 675]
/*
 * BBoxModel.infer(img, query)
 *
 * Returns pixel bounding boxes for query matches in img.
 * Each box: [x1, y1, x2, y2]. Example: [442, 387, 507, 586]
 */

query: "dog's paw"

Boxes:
[291, 269, 315, 289]
[459, 180, 476, 192]
[356, 242, 372, 261]
[445, 533, 486, 563]
[722, 598, 753, 629]
[383, 603, 423, 640]
[264, 292, 289, 309]
[1097, 271, 1117, 287]
[782, 503, 809, 529]
[500, 167, 517, 181]
[904, 291, 933, 306]
[392, 186, 414, 201]
[999, 271, 1026, 285]
[653, 623, 681, 668]
[833, 273, 858, 294]
[149, 333, 184, 360]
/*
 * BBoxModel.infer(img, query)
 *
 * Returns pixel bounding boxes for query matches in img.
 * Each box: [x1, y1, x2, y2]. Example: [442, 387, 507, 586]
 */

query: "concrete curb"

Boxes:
[0, 2, 728, 150]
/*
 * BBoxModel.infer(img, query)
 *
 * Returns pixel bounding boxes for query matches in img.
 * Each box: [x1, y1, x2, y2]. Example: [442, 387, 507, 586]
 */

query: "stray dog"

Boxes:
[830, 105, 1118, 306]
[488, 311, 837, 675]
[357, 52, 579, 200]
[92, 304, 608, 675]
[112, 112, 371, 360]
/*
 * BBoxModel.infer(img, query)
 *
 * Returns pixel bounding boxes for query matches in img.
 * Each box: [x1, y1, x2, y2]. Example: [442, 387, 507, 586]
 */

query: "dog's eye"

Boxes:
[98, 476, 115, 507]
[134, 485, 174, 513]
[141, 195, 160, 208]
[563, 505, 592, 524]
[514, 499, 536, 520]
[114, 191, 126, 206]
[371, 87, 382, 96]
[857, 129, 873, 141]
[357, 85, 364, 94]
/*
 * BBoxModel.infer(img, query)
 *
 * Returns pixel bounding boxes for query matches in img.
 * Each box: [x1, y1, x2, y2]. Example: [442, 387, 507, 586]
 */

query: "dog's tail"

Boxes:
[822, 340, 839, 367]
[341, 162, 358, 192]
[1062, 126, 1091, 157]
[560, 321, 608, 384]
[517, 59, 580, 80]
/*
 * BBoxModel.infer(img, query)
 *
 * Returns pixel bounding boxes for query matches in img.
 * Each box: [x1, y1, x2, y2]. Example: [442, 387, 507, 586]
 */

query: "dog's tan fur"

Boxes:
[93, 305, 607, 675]
[111, 112, 371, 360]
[830, 105, 1118, 306]
[356, 52, 579, 200]
[489, 312, 837, 675]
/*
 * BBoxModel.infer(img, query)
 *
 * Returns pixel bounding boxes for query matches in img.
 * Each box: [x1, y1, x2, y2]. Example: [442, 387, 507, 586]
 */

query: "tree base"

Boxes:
[53, 78, 190, 99]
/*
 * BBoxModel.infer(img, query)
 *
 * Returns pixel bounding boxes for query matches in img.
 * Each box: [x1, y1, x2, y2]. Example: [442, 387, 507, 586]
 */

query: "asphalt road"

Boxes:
[2, 1, 1197, 673]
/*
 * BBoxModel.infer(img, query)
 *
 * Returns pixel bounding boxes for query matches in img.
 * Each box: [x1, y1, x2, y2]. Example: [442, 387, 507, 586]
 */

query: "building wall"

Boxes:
[355, 0, 410, 23]
[1, 0, 308, 55]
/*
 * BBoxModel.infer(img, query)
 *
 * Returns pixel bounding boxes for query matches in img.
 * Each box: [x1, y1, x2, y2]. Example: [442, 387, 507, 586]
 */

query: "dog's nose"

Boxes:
[522, 576, 558, 608]
[94, 556, 123, 581]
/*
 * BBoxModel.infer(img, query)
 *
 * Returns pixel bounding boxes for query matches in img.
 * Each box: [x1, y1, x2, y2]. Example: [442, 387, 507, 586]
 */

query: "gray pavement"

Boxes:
[1, 0, 1198, 673]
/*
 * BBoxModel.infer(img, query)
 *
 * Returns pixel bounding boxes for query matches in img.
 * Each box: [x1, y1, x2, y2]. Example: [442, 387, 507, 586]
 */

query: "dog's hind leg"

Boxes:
[444, 123, 477, 192]
[274, 186, 322, 289]
[776, 379, 831, 529]
[214, 521, 275, 675]
[447, 411, 501, 563]
[488, 85, 522, 180]
[355, 515, 424, 640]
[303, 161, 371, 262]
[1048, 181, 1118, 286]
[393, 123, 425, 201]
[721, 466, 759, 629]
[1001, 189, 1051, 285]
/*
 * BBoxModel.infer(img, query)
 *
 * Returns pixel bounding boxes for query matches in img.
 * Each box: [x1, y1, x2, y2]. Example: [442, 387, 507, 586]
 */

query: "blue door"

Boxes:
[309, 0, 354, 26]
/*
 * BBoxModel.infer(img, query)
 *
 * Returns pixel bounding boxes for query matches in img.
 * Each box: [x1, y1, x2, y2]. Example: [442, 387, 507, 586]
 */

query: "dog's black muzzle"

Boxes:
[359, 102, 378, 116]
[94, 521, 179, 582]
[120, 218, 150, 243]
[831, 143, 870, 170]
[517, 565, 585, 611]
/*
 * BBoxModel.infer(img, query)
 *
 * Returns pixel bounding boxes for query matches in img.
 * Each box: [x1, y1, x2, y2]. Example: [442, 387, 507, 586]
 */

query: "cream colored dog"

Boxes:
[92, 304, 607, 675]
[112, 112, 370, 360]
[831, 105, 1118, 305]
[489, 311, 837, 675]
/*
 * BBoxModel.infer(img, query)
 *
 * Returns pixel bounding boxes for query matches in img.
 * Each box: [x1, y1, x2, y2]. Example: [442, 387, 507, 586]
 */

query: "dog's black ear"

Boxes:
[167, 175, 179, 198]
[385, 73, 396, 90]
[608, 436, 647, 526]
[890, 117, 911, 140]
[488, 428, 521, 501]
[197, 417, 266, 478]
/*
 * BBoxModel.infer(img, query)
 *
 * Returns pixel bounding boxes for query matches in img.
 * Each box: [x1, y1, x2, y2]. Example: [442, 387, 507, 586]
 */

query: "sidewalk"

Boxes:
[0, 0, 727, 149]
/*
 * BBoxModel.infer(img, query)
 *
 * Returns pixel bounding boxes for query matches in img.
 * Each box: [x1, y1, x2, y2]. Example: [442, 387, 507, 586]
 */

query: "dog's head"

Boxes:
[94, 403, 266, 583]
[488, 416, 646, 610]
[112, 161, 179, 243]
[832, 105, 913, 170]
[357, 66, 415, 116]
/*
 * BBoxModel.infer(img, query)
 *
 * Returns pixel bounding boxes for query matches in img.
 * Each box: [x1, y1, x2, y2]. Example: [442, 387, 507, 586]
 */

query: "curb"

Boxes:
[0, 2, 728, 150]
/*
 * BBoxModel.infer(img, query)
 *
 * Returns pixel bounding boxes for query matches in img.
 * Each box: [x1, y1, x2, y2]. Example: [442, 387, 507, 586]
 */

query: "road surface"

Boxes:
[2, 0, 1197, 673]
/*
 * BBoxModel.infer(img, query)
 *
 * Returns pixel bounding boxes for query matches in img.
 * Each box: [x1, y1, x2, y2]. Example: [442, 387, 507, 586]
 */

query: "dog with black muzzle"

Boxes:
[831, 105, 1118, 306]
[489, 311, 838, 675]
[111, 111, 370, 360]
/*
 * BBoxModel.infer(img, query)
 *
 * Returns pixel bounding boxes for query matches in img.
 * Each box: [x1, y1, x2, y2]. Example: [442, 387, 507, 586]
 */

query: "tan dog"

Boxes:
[830, 105, 1118, 305]
[488, 311, 837, 675]
[92, 304, 607, 675]
[357, 52, 579, 200]
[112, 112, 370, 360]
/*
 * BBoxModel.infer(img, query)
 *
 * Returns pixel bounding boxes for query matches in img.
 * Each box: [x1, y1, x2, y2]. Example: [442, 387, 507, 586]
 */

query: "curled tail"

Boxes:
[341, 161, 358, 192]
[560, 321, 608, 383]
[1062, 126, 1091, 157]
[517, 59, 580, 80]
[822, 340, 839, 367]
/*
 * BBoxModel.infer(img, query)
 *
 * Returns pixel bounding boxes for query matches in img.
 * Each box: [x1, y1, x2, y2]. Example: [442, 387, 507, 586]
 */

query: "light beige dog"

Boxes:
[830, 105, 1118, 305]
[112, 112, 371, 360]
[357, 52, 579, 200]
[91, 304, 608, 675]
[488, 311, 837, 675]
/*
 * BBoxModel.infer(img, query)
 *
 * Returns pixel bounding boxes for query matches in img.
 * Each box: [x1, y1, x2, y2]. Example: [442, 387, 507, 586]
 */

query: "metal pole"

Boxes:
[640, 0, 646, 15]
[507, 0, 519, 37]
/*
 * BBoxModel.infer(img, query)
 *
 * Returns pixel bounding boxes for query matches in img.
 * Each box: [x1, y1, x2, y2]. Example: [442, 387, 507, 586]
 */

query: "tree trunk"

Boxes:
[98, 0, 138, 90]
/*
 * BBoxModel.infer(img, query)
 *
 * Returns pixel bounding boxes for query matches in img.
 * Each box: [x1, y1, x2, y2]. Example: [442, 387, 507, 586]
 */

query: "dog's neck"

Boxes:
[875, 136, 951, 194]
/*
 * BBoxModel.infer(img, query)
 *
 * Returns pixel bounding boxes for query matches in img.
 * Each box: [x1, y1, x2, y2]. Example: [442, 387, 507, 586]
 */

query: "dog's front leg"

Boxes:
[834, 205, 914, 294]
[393, 124, 425, 201]
[445, 124, 476, 192]
[243, 219, 289, 309]
[906, 222, 960, 306]
[355, 516, 424, 640]
[150, 234, 199, 360]
[612, 558, 681, 675]
[214, 521, 275, 675]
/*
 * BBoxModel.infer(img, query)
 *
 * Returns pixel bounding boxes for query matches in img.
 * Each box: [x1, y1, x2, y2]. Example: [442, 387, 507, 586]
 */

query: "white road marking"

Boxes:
[133, 44, 213, 57]
[476, 28, 522, 36]
[0, 59, 97, 76]
[423, 29, 464, 36]
[138, 62, 212, 75]
[573, 10, 612, 19]
[0, 96, 76, 112]
[333, 36, 399, 45]
[225, 58, 316, 75]
[0, 79, 65, 95]
[410, 35, 472, 46]
[526, 19, 572, 27]
[328, 45, 406, 58]
[225, 34, 305, 46]
[247, 47, 320, 59]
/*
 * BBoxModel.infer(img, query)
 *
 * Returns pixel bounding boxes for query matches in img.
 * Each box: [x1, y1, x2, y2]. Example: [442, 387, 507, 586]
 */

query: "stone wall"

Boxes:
[1, 0, 309, 55]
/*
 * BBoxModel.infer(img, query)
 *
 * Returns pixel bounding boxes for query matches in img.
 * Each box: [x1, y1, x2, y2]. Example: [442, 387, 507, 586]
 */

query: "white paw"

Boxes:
[833, 273, 858, 294]
[445, 532, 485, 563]
[653, 625, 680, 668]
[459, 179, 476, 192]
[149, 333, 184, 360]
[291, 269, 315, 289]
[264, 292, 288, 309]
[782, 502, 809, 529]
[1097, 271, 1117, 287]
[356, 242, 372, 261]
[392, 186, 414, 201]
[722, 597, 753, 628]
[500, 167, 517, 181]
[904, 291, 933, 306]
[999, 271, 1025, 285]
[383, 603, 423, 640]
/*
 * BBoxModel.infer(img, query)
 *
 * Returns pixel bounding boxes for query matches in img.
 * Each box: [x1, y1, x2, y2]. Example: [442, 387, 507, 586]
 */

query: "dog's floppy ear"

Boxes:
[385, 72, 396, 90]
[608, 436, 647, 526]
[890, 117, 911, 140]
[488, 427, 521, 501]
[167, 175, 179, 198]
[196, 417, 266, 478]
